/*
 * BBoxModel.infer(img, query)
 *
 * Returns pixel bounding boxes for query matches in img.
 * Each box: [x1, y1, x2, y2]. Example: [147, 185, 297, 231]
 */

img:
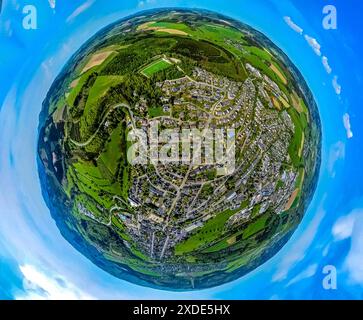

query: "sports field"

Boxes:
[141, 59, 172, 77]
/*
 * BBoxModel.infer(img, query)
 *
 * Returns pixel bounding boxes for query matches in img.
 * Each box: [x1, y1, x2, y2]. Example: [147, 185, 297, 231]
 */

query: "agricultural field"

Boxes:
[175, 208, 239, 255]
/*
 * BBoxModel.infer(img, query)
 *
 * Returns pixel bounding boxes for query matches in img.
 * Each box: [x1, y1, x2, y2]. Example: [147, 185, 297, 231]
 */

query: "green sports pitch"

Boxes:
[141, 59, 172, 77]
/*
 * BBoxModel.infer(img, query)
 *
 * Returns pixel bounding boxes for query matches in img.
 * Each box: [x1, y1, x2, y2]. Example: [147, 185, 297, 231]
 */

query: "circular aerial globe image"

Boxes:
[37, 8, 321, 290]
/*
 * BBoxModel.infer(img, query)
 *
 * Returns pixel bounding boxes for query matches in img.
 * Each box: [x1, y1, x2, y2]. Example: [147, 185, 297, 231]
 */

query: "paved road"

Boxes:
[70, 103, 135, 147]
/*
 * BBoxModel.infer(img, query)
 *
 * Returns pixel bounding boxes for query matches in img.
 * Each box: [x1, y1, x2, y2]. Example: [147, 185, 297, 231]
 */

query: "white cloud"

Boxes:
[48, 0, 56, 9]
[286, 264, 318, 287]
[332, 214, 355, 241]
[16, 264, 95, 300]
[0, 19, 13, 37]
[304, 35, 322, 56]
[332, 75, 342, 95]
[327, 141, 345, 177]
[322, 244, 330, 257]
[272, 202, 326, 282]
[343, 113, 353, 139]
[66, 0, 95, 23]
[138, 0, 156, 8]
[345, 216, 363, 284]
[283, 16, 303, 34]
[322, 56, 332, 74]
[332, 209, 363, 285]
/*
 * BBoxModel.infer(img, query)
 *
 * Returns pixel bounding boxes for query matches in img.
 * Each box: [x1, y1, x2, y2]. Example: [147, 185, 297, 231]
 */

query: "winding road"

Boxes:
[70, 102, 136, 147]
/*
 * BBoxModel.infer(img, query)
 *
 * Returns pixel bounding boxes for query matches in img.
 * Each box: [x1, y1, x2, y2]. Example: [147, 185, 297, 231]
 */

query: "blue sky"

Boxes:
[0, 0, 362, 299]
